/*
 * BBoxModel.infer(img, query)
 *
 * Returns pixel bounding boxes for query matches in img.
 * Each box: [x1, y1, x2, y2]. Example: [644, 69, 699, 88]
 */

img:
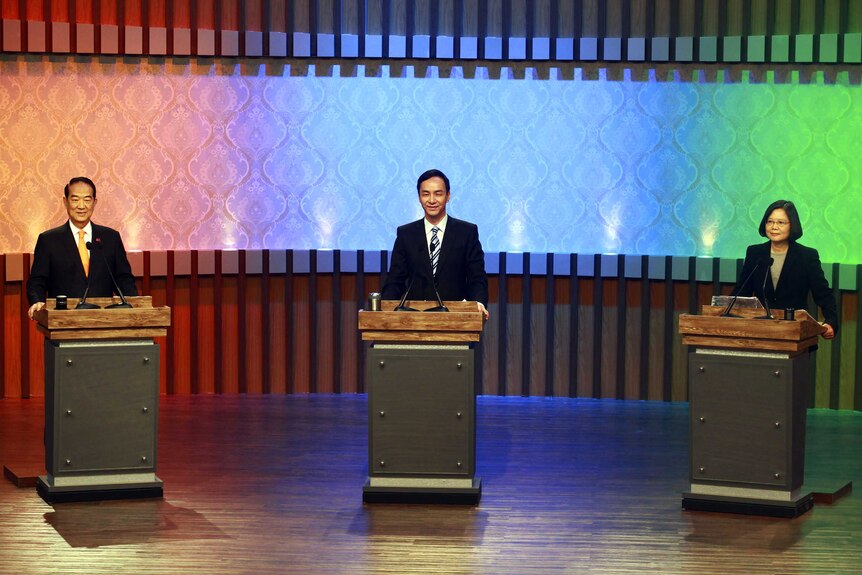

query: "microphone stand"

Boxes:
[424, 277, 449, 312]
[722, 258, 765, 318]
[754, 259, 775, 319]
[394, 276, 418, 311]
[87, 240, 133, 309]
[75, 248, 101, 309]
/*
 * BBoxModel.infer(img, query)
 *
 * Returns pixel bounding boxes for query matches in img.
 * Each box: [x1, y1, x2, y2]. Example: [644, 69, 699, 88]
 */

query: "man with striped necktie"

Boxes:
[382, 169, 489, 320]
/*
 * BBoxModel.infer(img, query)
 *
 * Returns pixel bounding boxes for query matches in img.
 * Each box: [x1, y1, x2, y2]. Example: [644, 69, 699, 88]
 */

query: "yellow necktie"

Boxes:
[78, 230, 89, 276]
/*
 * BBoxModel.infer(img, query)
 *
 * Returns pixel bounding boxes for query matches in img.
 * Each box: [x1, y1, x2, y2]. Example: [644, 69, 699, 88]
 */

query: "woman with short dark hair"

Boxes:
[734, 200, 837, 339]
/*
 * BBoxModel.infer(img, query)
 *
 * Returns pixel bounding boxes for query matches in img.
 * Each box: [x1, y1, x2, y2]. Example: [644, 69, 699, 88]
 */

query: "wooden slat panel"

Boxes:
[389, 0, 407, 35]
[606, 0, 625, 37]
[74, 0, 93, 23]
[123, 0, 142, 26]
[629, 0, 650, 37]
[438, 0, 455, 36]
[653, 0, 673, 36]
[366, 0, 383, 34]
[496, 254, 508, 395]
[0, 254, 5, 398]
[3, 250, 860, 406]
[582, 0, 601, 36]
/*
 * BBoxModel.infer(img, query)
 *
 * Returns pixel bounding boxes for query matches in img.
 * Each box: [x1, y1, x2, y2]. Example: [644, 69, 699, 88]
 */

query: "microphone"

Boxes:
[87, 239, 133, 309]
[721, 257, 767, 318]
[75, 276, 101, 309]
[394, 276, 418, 312]
[755, 258, 775, 320]
[424, 278, 449, 313]
[75, 241, 101, 309]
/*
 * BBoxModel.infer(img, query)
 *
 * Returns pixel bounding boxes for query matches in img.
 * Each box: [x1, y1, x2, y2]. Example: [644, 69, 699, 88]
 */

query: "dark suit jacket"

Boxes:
[735, 241, 838, 332]
[381, 216, 488, 306]
[26, 221, 138, 305]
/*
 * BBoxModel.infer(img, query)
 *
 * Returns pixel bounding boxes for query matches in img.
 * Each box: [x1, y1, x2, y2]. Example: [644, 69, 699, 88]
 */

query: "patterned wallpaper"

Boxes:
[0, 57, 860, 263]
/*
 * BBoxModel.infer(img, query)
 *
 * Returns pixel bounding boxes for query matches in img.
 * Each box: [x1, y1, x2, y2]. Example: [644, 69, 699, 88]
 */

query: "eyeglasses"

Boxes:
[766, 219, 789, 227]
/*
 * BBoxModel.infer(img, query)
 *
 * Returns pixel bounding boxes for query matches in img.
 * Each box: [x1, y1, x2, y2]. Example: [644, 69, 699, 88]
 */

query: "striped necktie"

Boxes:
[430, 227, 440, 276]
[78, 230, 89, 276]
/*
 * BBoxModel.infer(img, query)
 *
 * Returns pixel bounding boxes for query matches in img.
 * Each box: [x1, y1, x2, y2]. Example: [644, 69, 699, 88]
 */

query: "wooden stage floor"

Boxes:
[1, 395, 860, 575]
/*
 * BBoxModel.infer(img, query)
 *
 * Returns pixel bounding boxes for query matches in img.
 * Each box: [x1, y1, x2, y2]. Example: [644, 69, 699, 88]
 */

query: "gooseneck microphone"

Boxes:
[87, 239, 133, 309]
[424, 278, 449, 313]
[755, 257, 775, 320]
[75, 240, 101, 309]
[394, 276, 418, 312]
[75, 276, 101, 309]
[721, 257, 767, 318]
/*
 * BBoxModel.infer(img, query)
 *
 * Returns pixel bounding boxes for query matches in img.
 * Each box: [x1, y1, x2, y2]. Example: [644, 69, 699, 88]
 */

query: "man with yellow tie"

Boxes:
[26, 177, 138, 319]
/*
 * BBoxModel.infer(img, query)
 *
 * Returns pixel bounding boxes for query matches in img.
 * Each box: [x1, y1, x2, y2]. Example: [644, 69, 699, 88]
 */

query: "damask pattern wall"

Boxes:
[0, 57, 859, 263]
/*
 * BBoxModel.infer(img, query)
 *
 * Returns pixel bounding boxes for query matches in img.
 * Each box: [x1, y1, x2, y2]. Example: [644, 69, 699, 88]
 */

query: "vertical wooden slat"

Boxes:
[333, 251, 342, 394]
[237, 250, 247, 393]
[165, 250, 175, 395]
[568, 254, 580, 397]
[505, 0, 526, 59]
[243, 0, 262, 56]
[311, 0, 331, 57]
[592, 254, 602, 398]
[0, 254, 5, 398]
[309, 250, 318, 393]
[497, 253, 508, 395]
[356, 250, 366, 393]
[213, 249, 223, 394]
[20, 254, 31, 398]
[458, 0, 480, 58]
[262, 250, 271, 394]
[639, 255, 650, 400]
[616, 254, 627, 399]
[520, 253, 531, 396]
[388, 0, 408, 57]
[147, 0, 167, 54]
[856, 265, 862, 411]
[483, 0, 502, 59]
[829, 264, 841, 409]
[190, 251, 199, 394]
[341, 0, 362, 57]
[662, 256, 673, 401]
[544, 254, 555, 397]
[292, 0, 311, 56]
[284, 250, 294, 394]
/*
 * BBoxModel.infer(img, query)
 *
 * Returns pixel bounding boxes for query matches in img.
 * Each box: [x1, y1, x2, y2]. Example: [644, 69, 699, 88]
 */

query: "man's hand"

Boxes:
[478, 302, 489, 321]
[821, 322, 835, 339]
[28, 301, 45, 320]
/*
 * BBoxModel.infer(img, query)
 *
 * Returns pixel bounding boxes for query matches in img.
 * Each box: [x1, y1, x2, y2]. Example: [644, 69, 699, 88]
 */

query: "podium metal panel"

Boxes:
[39, 340, 162, 503]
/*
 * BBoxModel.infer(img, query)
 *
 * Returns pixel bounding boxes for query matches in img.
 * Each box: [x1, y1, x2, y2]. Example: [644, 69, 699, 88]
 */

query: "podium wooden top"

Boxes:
[678, 305, 824, 355]
[34, 296, 171, 341]
[358, 300, 485, 342]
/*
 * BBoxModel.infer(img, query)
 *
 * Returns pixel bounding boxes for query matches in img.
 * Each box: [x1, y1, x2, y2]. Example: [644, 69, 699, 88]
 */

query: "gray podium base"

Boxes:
[363, 478, 481, 505]
[682, 491, 813, 518]
[37, 475, 163, 504]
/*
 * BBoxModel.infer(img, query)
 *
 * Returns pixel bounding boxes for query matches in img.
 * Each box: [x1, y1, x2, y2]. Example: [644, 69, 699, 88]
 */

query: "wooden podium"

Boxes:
[678, 305, 824, 517]
[358, 300, 485, 504]
[33, 296, 171, 504]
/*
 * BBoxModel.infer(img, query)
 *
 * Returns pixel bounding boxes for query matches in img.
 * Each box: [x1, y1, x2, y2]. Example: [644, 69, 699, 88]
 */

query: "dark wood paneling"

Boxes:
[5, 0, 859, 63]
[3, 250, 860, 411]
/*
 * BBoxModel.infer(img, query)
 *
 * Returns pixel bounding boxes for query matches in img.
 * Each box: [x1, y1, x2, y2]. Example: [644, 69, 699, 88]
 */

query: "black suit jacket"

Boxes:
[735, 241, 838, 332]
[26, 221, 138, 305]
[381, 216, 488, 306]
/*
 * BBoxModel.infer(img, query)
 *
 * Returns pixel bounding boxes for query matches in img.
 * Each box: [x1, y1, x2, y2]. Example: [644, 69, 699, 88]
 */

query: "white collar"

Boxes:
[69, 220, 93, 240]
[424, 214, 448, 234]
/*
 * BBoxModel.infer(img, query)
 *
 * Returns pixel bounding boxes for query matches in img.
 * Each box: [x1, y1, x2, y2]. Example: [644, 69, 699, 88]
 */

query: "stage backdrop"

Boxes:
[0, 56, 860, 263]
